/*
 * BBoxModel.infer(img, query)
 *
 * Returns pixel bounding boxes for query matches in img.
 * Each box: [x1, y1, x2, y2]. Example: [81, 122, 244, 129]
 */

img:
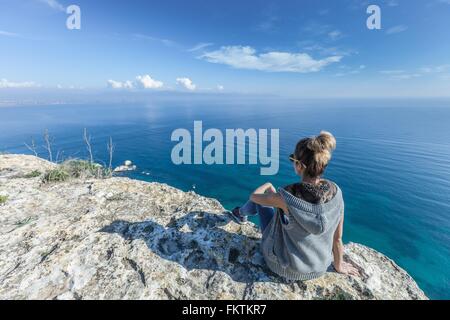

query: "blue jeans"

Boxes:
[240, 200, 276, 233]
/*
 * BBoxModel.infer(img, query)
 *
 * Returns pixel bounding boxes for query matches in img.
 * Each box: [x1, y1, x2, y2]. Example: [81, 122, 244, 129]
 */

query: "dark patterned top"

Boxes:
[283, 180, 337, 204]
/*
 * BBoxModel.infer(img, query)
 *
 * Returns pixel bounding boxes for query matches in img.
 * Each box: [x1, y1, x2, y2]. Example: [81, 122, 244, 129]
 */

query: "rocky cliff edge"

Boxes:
[0, 154, 427, 300]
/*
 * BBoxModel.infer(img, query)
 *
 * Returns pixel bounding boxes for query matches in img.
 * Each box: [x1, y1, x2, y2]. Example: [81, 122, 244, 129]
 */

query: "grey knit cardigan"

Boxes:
[261, 183, 344, 280]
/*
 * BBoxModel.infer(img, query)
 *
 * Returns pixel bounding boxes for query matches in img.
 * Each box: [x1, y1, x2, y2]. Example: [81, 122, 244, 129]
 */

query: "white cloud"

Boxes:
[379, 70, 420, 80]
[420, 65, 450, 73]
[0, 30, 19, 37]
[380, 69, 421, 80]
[38, 0, 65, 12]
[132, 34, 178, 48]
[107, 75, 163, 90]
[379, 65, 450, 80]
[107, 79, 134, 89]
[136, 75, 164, 89]
[0, 79, 39, 88]
[380, 70, 405, 74]
[386, 25, 408, 35]
[335, 65, 366, 77]
[217, 85, 224, 91]
[176, 78, 196, 91]
[55, 84, 83, 90]
[299, 42, 357, 57]
[328, 30, 343, 41]
[188, 43, 214, 52]
[390, 74, 421, 80]
[200, 46, 342, 73]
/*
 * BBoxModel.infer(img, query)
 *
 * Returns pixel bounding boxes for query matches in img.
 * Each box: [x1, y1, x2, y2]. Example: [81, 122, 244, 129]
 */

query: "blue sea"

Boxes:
[0, 98, 449, 299]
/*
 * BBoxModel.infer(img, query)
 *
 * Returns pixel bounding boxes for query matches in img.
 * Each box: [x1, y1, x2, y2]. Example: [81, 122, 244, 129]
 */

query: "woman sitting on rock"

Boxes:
[230, 131, 359, 279]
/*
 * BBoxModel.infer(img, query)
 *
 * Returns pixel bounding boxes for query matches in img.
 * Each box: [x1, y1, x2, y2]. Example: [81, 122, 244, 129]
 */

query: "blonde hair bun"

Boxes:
[294, 131, 336, 178]
[317, 131, 336, 151]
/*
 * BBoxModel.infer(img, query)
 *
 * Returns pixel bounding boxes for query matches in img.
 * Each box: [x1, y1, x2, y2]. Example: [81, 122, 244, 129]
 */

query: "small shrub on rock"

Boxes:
[0, 195, 8, 205]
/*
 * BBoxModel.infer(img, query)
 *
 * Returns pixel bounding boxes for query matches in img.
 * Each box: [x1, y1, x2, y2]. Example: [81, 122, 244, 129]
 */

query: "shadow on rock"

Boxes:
[99, 211, 285, 284]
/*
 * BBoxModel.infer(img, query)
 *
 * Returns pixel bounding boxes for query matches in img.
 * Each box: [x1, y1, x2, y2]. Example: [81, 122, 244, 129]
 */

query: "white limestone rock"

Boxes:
[0, 154, 428, 300]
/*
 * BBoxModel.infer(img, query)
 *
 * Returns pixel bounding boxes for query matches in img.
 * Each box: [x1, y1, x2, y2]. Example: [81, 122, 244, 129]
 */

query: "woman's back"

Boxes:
[261, 180, 344, 280]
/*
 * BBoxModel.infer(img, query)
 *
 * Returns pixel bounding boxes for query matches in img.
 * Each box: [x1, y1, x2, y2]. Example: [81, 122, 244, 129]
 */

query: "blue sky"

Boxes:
[1, 0, 450, 98]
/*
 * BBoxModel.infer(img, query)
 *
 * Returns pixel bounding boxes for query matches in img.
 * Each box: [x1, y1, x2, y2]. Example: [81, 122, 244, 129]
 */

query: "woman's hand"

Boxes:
[334, 261, 360, 276]
[332, 215, 360, 277]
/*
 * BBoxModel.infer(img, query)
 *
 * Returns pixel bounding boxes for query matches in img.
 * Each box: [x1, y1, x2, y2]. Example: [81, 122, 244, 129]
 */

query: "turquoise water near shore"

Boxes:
[0, 99, 449, 299]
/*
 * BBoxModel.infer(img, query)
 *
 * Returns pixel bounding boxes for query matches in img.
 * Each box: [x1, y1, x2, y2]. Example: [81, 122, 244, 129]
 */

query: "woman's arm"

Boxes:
[332, 214, 360, 276]
[250, 183, 288, 213]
